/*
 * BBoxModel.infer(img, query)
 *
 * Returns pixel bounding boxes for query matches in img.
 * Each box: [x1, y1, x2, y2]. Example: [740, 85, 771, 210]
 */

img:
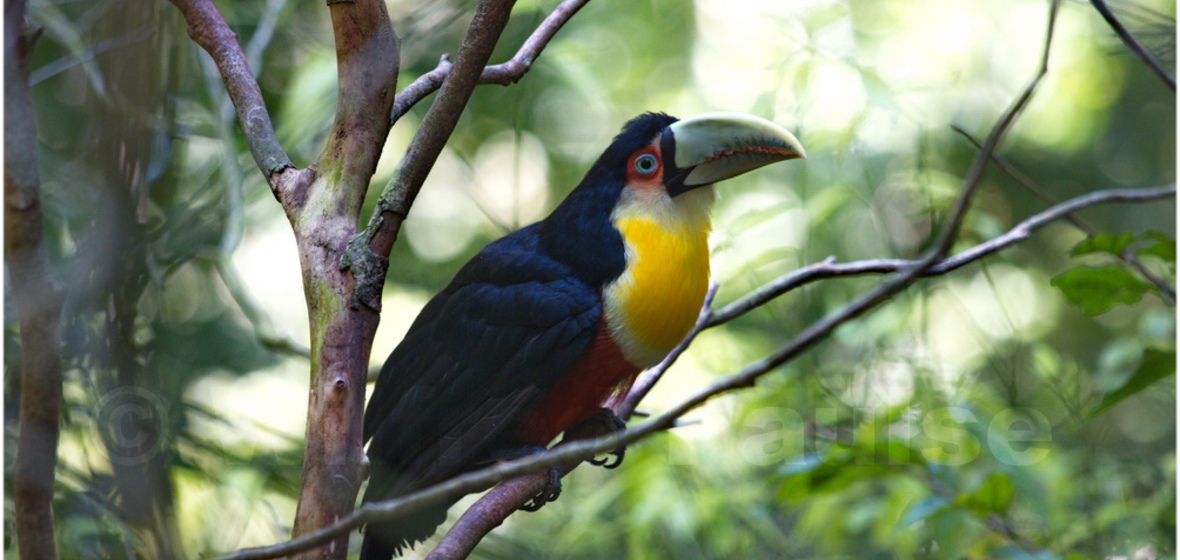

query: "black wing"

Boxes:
[361, 224, 600, 555]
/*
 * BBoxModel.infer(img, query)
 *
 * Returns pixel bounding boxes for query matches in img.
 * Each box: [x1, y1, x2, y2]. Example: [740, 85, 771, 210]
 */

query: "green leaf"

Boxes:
[779, 453, 829, 477]
[1138, 230, 1176, 263]
[1092, 348, 1176, 416]
[1070, 233, 1135, 257]
[1050, 266, 1153, 314]
[958, 471, 1015, 515]
[901, 495, 950, 527]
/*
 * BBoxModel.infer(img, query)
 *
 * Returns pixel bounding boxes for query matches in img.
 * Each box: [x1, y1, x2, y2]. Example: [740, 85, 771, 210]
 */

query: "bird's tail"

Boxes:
[358, 460, 458, 560]
[358, 502, 452, 560]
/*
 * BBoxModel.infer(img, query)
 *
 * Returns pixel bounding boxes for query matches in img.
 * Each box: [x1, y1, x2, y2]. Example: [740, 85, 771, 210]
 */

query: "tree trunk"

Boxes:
[288, 1, 399, 558]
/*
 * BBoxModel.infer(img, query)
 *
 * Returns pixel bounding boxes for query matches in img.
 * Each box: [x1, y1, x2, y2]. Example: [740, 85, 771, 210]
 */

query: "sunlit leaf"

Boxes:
[1050, 265, 1153, 314]
[1139, 230, 1176, 263]
[1091, 348, 1176, 416]
[958, 471, 1015, 515]
[1070, 233, 1135, 257]
[900, 495, 950, 527]
[779, 452, 829, 477]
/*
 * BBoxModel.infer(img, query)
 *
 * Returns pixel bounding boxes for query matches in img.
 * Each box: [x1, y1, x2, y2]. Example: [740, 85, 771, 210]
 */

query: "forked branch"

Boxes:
[391, 0, 591, 123]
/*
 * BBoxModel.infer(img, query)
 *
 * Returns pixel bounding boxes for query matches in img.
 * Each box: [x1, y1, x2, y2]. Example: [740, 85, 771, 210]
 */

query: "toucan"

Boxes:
[360, 112, 805, 559]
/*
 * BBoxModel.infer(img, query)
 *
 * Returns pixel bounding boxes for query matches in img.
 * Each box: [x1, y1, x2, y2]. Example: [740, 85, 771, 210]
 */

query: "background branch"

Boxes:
[167, 0, 293, 181]
[710, 185, 1177, 325]
[390, 0, 591, 123]
[347, 0, 518, 310]
[953, 125, 1176, 303]
[6, 1, 64, 558]
[1088, 0, 1176, 90]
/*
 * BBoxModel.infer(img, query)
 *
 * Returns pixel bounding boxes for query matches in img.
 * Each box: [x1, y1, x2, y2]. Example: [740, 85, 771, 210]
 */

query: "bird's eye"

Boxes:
[633, 153, 658, 175]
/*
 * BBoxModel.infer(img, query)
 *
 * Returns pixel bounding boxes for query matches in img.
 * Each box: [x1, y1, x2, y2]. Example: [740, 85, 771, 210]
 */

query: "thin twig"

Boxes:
[932, 0, 1059, 257]
[390, 0, 590, 123]
[951, 125, 1096, 235]
[168, 0, 292, 179]
[347, 0, 518, 310]
[1120, 248, 1175, 303]
[953, 126, 1176, 304]
[28, 25, 155, 87]
[710, 185, 1176, 325]
[242, 0, 287, 75]
[1089, 0, 1176, 91]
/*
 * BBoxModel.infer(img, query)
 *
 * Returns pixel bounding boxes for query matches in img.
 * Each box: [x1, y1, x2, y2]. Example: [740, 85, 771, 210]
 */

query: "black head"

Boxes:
[537, 112, 680, 287]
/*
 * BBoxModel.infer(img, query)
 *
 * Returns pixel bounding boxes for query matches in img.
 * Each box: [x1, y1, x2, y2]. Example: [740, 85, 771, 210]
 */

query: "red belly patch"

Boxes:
[514, 320, 640, 445]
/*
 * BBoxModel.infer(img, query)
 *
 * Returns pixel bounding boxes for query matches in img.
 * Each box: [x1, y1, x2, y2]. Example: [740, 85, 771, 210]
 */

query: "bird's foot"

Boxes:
[519, 466, 562, 512]
[565, 408, 627, 469]
[487, 445, 565, 512]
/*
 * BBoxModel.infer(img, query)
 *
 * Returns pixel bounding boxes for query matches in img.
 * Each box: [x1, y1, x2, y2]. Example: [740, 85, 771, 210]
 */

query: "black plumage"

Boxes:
[360, 113, 680, 559]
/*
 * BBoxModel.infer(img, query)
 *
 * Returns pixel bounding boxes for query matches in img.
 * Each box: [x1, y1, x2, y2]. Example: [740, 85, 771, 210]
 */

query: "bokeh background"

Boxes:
[5, 0, 1176, 558]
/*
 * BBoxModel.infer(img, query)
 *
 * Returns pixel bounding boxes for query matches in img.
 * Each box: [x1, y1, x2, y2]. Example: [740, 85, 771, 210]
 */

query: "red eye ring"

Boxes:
[633, 153, 658, 175]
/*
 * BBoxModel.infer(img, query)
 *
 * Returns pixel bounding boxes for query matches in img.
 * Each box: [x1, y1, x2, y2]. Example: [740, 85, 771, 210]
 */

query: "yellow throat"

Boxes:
[604, 187, 715, 368]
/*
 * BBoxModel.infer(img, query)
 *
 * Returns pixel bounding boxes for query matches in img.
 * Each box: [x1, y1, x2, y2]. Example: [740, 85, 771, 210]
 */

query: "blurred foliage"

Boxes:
[3, 0, 1176, 559]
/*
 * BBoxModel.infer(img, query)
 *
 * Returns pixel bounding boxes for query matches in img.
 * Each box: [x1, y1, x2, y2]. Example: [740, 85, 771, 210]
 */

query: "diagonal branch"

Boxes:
[709, 185, 1176, 326]
[953, 126, 1176, 304]
[390, 0, 591, 124]
[168, 0, 292, 180]
[211, 182, 1173, 560]
[931, 0, 1059, 258]
[344, 0, 518, 310]
[1088, 0, 1176, 91]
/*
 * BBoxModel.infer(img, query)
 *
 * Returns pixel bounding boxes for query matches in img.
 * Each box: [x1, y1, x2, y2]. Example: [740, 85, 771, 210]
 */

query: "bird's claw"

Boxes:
[519, 467, 562, 512]
[564, 408, 628, 469]
[588, 448, 625, 469]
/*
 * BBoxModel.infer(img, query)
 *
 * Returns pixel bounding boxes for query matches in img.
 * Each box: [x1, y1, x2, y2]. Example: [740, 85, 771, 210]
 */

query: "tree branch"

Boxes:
[953, 125, 1176, 304]
[422, 474, 554, 560]
[6, 2, 64, 558]
[168, 0, 293, 181]
[345, 0, 518, 310]
[931, 0, 1059, 257]
[390, 0, 591, 124]
[709, 184, 1176, 325]
[285, 1, 399, 558]
[1088, 0, 1176, 91]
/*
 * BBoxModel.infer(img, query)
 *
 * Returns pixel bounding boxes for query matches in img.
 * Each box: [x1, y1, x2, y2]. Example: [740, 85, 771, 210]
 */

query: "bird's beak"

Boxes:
[661, 112, 806, 197]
